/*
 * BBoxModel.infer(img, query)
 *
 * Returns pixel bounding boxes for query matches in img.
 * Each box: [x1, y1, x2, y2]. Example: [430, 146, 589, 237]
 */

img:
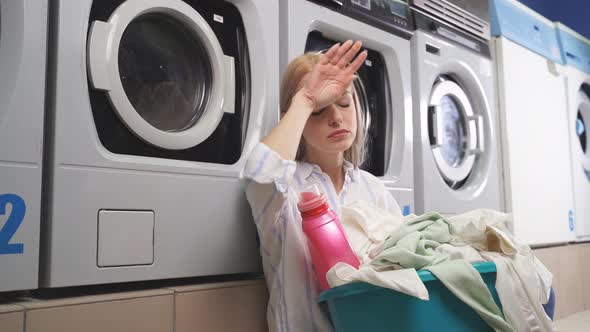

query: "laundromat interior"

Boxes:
[2, 0, 590, 331]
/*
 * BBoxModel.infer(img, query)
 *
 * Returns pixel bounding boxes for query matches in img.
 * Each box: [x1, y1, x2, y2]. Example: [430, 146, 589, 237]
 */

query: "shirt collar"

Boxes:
[343, 159, 358, 183]
[296, 159, 359, 183]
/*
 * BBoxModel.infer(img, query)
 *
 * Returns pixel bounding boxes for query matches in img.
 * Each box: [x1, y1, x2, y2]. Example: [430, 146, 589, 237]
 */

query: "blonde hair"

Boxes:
[280, 52, 366, 167]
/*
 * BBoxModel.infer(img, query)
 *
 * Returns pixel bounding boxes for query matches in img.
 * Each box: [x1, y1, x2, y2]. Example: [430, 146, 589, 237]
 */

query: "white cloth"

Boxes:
[447, 209, 519, 255]
[443, 209, 555, 332]
[482, 253, 556, 332]
[329, 203, 428, 300]
[242, 142, 403, 332]
[326, 263, 429, 300]
[340, 201, 404, 264]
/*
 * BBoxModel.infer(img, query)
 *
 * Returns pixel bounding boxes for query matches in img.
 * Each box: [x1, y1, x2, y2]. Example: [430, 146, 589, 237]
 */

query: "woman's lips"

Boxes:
[328, 129, 350, 138]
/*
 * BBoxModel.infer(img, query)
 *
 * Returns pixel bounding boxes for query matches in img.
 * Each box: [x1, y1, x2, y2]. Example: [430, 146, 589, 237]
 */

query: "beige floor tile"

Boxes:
[533, 246, 562, 316]
[0, 304, 24, 314]
[0, 310, 24, 332]
[554, 245, 585, 319]
[24, 293, 173, 332]
[533, 247, 561, 275]
[555, 319, 589, 332]
[579, 244, 590, 310]
[168, 278, 265, 293]
[556, 310, 590, 332]
[174, 280, 268, 332]
[561, 309, 590, 322]
[19, 288, 172, 309]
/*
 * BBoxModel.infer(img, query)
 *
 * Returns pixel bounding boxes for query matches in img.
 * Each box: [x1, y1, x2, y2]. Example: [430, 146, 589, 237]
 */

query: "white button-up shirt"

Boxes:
[242, 142, 402, 332]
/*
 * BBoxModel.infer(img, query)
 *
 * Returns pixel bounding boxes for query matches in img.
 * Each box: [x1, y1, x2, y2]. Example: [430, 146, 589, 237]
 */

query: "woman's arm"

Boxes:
[261, 90, 314, 160]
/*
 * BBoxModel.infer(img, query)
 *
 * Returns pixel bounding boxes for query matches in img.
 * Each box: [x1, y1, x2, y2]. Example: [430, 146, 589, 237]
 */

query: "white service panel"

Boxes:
[98, 210, 154, 267]
[495, 37, 575, 245]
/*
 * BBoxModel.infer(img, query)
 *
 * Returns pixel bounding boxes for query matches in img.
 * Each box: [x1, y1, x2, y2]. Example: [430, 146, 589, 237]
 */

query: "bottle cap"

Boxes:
[297, 184, 326, 213]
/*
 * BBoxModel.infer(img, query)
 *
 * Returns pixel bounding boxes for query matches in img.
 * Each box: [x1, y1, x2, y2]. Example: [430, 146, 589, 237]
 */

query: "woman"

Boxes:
[242, 40, 403, 331]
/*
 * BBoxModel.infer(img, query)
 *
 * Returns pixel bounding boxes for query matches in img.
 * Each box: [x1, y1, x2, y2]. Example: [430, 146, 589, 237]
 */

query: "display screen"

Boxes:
[351, 0, 408, 18]
[352, 0, 371, 10]
[389, 0, 408, 18]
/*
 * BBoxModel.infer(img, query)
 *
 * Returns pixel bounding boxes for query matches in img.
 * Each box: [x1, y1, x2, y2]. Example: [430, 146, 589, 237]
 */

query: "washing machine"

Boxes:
[41, 0, 277, 287]
[555, 23, 590, 241]
[281, 0, 415, 215]
[0, 0, 48, 292]
[410, 5, 503, 216]
[490, 0, 574, 245]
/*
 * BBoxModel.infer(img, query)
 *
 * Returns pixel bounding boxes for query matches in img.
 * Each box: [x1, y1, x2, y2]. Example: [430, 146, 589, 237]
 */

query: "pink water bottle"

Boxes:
[298, 186, 360, 291]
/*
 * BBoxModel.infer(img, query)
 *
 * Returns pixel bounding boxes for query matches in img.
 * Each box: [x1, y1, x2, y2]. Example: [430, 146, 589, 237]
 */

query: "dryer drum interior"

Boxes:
[578, 110, 587, 154]
[577, 83, 590, 181]
[577, 84, 589, 155]
[87, 0, 251, 164]
[118, 13, 213, 133]
[304, 31, 389, 176]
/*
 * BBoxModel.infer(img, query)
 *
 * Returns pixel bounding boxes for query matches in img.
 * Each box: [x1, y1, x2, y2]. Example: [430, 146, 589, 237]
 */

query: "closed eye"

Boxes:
[311, 108, 326, 116]
[336, 95, 352, 108]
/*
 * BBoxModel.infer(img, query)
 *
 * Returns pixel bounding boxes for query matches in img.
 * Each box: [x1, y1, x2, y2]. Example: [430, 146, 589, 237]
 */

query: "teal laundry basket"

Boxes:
[318, 262, 502, 332]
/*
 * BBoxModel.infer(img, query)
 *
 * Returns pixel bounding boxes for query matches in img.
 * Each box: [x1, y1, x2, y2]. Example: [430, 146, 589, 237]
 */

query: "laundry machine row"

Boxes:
[0, 0, 498, 291]
[5, 0, 577, 291]
[1, 0, 418, 291]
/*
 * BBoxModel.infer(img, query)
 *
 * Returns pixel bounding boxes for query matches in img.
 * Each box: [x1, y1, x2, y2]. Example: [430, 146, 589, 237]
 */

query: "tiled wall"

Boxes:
[534, 243, 590, 319]
[1, 244, 589, 331]
[0, 279, 268, 332]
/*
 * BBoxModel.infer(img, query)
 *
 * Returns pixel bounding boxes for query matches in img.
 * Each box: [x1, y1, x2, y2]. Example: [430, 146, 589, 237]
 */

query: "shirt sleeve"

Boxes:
[241, 142, 297, 232]
[242, 142, 297, 191]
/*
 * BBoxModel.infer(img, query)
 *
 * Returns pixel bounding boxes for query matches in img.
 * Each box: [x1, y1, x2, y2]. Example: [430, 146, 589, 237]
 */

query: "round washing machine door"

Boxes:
[428, 77, 485, 189]
[87, 0, 235, 150]
[576, 87, 590, 178]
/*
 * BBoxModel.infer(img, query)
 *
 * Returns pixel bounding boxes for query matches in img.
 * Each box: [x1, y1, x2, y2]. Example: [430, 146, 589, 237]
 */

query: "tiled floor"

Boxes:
[555, 310, 590, 331]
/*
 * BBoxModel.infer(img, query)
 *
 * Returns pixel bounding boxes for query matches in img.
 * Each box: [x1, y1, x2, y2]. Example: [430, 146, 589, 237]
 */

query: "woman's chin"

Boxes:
[322, 140, 354, 153]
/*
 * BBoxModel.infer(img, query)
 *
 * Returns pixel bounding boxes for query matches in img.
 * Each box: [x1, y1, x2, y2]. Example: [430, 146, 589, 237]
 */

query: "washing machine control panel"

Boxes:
[309, 0, 415, 39]
[414, 9, 490, 57]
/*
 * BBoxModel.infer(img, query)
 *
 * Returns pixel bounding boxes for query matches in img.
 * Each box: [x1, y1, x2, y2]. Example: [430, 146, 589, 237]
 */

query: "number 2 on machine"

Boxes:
[0, 194, 26, 255]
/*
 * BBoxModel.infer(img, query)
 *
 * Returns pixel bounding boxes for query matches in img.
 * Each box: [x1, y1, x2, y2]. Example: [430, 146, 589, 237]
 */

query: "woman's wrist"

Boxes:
[292, 89, 316, 115]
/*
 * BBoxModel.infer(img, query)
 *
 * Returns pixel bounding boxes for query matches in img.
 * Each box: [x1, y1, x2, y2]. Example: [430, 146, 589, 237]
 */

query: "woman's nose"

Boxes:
[328, 106, 344, 127]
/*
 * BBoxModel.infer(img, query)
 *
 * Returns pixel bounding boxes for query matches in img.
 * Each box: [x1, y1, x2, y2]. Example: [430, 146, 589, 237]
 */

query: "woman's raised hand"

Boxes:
[301, 40, 368, 111]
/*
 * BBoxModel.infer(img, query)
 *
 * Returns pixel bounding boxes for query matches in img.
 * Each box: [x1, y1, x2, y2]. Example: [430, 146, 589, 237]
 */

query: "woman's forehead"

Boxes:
[343, 86, 354, 97]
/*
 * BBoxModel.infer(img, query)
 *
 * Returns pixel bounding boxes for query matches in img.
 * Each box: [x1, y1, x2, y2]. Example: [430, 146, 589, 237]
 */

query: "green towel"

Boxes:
[371, 212, 452, 270]
[370, 212, 515, 332]
[426, 260, 515, 332]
